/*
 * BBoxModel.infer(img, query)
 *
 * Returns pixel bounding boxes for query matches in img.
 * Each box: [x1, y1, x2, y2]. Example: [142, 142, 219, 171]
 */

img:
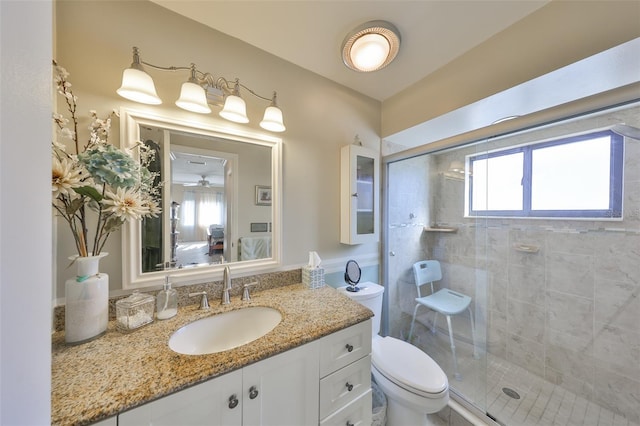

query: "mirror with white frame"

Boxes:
[121, 109, 282, 289]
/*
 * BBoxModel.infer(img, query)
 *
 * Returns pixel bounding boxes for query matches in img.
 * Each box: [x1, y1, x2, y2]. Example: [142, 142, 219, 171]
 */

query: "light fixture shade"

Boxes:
[260, 105, 286, 132]
[175, 81, 211, 114]
[350, 33, 390, 72]
[219, 95, 249, 123]
[117, 68, 162, 105]
[342, 20, 401, 72]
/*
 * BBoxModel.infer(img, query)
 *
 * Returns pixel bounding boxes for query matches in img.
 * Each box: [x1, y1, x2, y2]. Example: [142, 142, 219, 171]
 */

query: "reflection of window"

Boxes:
[180, 190, 224, 240]
[467, 130, 623, 218]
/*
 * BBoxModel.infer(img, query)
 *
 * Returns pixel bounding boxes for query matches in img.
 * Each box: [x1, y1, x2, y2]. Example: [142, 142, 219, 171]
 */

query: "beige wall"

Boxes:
[54, 0, 381, 295]
[382, 0, 640, 139]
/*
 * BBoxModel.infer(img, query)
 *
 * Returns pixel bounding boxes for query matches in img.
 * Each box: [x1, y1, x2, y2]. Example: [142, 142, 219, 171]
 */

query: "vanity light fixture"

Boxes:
[341, 20, 401, 72]
[117, 47, 286, 132]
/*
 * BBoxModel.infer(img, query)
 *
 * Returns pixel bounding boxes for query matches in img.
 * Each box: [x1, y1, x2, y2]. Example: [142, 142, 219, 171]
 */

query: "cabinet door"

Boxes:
[340, 144, 379, 245]
[118, 369, 242, 426]
[242, 340, 320, 426]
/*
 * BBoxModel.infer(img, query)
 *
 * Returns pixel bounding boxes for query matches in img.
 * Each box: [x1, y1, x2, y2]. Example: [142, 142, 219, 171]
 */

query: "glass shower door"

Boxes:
[383, 150, 488, 415]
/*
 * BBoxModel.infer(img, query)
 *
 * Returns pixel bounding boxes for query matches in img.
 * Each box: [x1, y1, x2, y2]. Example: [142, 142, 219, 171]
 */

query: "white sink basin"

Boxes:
[169, 307, 282, 355]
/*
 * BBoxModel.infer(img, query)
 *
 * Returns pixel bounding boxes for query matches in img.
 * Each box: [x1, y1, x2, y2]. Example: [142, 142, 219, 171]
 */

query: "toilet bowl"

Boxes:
[338, 282, 449, 426]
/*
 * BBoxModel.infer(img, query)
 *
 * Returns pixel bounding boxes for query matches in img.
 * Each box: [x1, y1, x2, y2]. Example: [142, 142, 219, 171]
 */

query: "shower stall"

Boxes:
[382, 101, 640, 426]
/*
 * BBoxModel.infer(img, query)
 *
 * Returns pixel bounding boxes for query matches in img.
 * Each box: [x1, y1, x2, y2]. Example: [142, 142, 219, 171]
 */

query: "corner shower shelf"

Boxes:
[423, 226, 458, 233]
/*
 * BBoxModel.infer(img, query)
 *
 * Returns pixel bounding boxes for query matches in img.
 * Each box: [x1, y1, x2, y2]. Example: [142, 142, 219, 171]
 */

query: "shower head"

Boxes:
[611, 124, 640, 140]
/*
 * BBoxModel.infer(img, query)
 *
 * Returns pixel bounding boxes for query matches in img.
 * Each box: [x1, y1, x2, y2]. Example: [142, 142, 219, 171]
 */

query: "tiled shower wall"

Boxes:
[386, 103, 640, 422]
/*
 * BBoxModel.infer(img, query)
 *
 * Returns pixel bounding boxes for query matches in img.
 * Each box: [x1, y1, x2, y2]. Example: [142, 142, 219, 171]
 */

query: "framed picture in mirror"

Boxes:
[251, 222, 268, 232]
[256, 185, 272, 206]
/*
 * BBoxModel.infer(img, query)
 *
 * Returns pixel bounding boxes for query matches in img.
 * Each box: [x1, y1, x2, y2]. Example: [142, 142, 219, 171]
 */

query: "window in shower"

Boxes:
[467, 129, 623, 218]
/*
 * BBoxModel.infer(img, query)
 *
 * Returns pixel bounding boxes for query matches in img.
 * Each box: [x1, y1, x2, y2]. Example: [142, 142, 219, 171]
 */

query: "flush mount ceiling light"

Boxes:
[341, 20, 401, 72]
[117, 47, 285, 132]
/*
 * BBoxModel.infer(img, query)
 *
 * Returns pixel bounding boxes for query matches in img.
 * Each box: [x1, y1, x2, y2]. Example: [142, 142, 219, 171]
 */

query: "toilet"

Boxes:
[338, 282, 449, 426]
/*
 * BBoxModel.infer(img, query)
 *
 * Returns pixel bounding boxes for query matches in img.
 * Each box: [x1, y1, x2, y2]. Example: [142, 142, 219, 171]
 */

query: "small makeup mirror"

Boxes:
[344, 259, 362, 292]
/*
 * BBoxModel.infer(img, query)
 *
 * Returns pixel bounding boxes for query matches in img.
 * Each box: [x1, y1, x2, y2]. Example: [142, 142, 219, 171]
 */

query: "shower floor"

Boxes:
[412, 325, 639, 426]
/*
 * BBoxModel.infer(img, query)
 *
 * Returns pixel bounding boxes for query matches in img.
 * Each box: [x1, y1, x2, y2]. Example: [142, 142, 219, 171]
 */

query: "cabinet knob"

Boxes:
[345, 382, 353, 392]
[228, 394, 238, 409]
[249, 385, 259, 399]
[346, 422, 354, 426]
[345, 343, 354, 352]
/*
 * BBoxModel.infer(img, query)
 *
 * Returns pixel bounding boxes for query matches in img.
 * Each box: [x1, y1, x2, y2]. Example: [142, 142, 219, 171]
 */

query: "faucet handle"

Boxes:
[242, 281, 258, 302]
[189, 291, 210, 310]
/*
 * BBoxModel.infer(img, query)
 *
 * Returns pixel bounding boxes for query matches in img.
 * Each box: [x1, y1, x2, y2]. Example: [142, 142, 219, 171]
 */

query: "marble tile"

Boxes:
[545, 365, 594, 402]
[546, 327, 593, 354]
[547, 291, 594, 342]
[593, 368, 640, 424]
[593, 322, 640, 379]
[507, 299, 546, 343]
[594, 279, 640, 332]
[594, 234, 640, 285]
[623, 183, 640, 230]
[488, 277, 508, 315]
[546, 231, 595, 256]
[545, 341, 595, 388]
[546, 252, 595, 299]
[487, 321, 507, 358]
[508, 264, 546, 306]
[506, 333, 545, 378]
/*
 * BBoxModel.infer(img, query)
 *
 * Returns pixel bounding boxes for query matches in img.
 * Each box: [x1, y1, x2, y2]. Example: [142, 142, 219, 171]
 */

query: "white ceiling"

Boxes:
[151, 1, 549, 101]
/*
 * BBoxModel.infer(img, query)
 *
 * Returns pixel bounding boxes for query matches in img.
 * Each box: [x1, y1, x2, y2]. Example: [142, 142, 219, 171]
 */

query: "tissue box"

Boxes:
[302, 266, 325, 289]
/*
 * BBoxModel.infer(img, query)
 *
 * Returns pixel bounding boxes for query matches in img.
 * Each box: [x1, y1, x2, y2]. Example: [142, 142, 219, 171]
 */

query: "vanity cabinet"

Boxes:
[118, 340, 319, 426]
[116, 321, 371, 426]
[340, 144, 379, 245]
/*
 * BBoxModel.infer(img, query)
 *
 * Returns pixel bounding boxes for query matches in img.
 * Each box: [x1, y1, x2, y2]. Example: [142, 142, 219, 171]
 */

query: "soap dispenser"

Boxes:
[157, 275, 178, 320]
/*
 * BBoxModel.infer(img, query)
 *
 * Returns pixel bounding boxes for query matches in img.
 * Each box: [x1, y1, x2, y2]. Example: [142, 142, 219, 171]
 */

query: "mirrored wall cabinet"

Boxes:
[340, 144, 379, 245]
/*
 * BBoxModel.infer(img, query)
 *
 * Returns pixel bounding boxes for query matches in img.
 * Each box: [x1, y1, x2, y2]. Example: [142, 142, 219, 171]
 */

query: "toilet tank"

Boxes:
[337, 282, 384, 335]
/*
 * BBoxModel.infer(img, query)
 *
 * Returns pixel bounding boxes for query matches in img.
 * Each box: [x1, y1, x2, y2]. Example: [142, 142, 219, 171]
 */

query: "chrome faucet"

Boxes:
[189, 291, 210, 310]
[222, 266, 232, 305]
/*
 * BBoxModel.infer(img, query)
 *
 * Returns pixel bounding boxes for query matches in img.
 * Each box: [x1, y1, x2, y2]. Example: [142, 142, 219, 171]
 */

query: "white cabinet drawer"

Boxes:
[320, 389, 372, 426]
[320, 355, 371, 419]
[319, 320, 371, 378]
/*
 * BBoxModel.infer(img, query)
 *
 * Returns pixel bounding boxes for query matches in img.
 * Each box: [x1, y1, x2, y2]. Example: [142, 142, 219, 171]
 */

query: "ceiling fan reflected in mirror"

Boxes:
[172, 150, 226, 188]
[184, 175, 212, 187]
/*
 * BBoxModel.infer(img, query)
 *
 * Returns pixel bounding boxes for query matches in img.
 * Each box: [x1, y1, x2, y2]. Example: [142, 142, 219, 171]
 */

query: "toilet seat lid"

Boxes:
[372, 336, 448, 396]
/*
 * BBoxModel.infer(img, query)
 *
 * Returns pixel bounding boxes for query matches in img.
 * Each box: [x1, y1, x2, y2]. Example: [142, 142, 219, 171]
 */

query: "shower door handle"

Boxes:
[389, 251, 396, 256]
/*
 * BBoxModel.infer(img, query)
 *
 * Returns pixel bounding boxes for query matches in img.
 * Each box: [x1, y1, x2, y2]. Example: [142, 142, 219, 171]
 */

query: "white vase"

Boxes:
[65, 252, 109, 344]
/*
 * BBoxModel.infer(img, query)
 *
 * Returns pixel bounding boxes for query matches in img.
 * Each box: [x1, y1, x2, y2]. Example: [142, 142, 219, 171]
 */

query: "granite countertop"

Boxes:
[51, 283, 373, 425]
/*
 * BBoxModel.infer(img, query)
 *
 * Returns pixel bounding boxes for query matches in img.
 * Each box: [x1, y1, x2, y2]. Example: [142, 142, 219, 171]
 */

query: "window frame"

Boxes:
[466, 129, 624, 219]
